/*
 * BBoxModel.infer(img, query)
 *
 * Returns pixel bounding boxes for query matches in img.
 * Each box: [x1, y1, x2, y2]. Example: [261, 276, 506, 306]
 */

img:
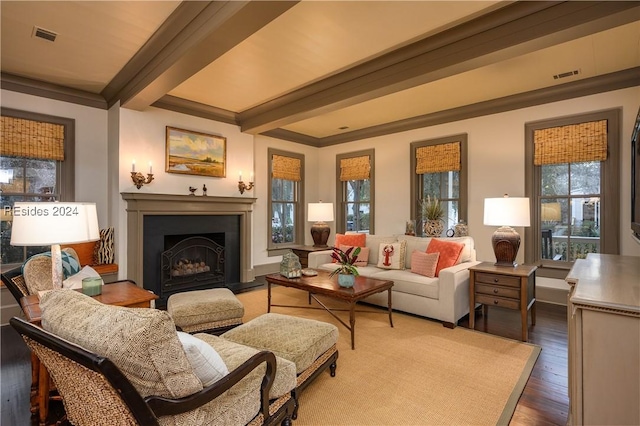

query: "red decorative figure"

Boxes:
[382, 245, 395, 266]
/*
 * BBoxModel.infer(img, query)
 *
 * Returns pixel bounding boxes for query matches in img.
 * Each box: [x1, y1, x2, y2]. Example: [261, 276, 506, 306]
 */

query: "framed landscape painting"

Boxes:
[165, 126, 226, 177]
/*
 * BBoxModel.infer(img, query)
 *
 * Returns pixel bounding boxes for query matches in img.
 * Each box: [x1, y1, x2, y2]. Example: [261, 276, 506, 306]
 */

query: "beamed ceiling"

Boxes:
[1, 1, 639, 147]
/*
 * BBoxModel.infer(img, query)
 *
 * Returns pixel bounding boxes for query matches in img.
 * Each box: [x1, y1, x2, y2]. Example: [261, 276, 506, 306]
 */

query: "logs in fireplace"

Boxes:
[161, 236, 225, 294]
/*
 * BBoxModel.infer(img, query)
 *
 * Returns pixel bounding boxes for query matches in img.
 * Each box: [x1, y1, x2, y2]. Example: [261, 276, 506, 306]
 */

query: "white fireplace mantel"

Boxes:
[121, 193, 257, 287]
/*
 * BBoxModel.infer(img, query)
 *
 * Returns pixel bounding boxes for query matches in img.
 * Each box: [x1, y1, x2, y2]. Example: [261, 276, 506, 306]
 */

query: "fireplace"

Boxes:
[122, 193, 255, 308]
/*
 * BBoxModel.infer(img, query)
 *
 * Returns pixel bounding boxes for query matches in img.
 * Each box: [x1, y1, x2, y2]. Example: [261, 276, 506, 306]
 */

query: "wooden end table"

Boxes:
[289, 245, 330, 268]
[265, 271, 393, 349]
[468, 262, 537, 342]
[20, 281, 158, 426]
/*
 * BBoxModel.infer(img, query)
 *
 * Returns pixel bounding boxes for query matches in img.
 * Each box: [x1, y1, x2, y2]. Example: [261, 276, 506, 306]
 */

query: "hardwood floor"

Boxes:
[1, 293, 568, 425]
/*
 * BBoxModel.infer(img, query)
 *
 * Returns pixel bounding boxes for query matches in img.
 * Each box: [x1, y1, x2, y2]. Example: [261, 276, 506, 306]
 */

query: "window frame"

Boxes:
[267, 148, 304, 254]
[1, 108, 75, 269]
[335, 149, 375, 235]
[524, 108, 620, 278]
[410, 134, 468, 234]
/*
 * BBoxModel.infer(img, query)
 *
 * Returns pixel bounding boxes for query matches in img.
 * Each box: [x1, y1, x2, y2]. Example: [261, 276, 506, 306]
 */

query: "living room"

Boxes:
[1, 1, 640, 425]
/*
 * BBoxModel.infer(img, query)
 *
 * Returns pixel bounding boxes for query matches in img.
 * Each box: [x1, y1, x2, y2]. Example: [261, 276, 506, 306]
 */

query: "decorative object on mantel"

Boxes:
[130, 160, 154, 189]
[202, 184, 207, 196]
[405, 220, 416, 236]
[329, 246, 361, 288]
[484, 194, 530, 267]
[308, 202, 334, 247]
[420, 195, 445, 237]
[238, 171, 254, 194]
[280, 250, 302, 278]
[166, 126, 226, 177]
[188, 186, 197, 196]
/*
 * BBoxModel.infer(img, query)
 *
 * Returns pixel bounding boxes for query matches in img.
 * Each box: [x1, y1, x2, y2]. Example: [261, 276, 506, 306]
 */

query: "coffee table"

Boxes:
[265, 271, 394, 349]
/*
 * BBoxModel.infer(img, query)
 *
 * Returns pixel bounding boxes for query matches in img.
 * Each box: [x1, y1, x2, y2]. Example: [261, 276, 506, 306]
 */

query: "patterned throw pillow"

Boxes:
[426, 238, 464, 277]
[332, 233, 367, 263]
[339, 245, 370, 267]
[94, 227, 115, 264]
[410, 251, 440, 278]
[376, 240, 407, 270]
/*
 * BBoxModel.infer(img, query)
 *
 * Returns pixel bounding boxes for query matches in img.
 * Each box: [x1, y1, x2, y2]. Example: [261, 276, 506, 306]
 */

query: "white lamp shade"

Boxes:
[483, 197, 530, 227]
[308, 202, 334, 222]
[10, 202, 100, 246]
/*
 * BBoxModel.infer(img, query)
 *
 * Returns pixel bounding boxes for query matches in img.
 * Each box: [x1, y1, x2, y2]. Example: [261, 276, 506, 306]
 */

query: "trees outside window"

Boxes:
[268, 149, 304, 250]
[336, 150, 374, 234]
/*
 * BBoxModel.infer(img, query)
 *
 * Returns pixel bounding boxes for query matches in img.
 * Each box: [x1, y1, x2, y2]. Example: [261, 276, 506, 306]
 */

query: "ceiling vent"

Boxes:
[32, 26, 57, 42]
[553, 69, 580, 80]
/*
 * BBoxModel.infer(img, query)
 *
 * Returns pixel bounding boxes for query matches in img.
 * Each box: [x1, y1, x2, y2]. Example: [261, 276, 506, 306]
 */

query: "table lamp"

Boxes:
[10, 202, 100, 289]
[483, 195, 530, 267]
[308, 202, 334, 248]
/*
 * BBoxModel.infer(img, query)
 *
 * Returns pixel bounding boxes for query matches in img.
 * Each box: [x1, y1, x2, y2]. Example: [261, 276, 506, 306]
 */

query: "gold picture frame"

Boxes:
[165, 126, 226, 177]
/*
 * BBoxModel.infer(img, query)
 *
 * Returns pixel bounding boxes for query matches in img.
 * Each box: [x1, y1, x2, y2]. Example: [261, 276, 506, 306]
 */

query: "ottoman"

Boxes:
[167, 288, 244, 334]
[222, 313, 339, 419]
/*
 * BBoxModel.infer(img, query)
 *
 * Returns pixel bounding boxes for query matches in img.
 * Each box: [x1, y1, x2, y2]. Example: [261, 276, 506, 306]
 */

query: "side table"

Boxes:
[290, 245, 329, 268]
[469, 262, 537, 342]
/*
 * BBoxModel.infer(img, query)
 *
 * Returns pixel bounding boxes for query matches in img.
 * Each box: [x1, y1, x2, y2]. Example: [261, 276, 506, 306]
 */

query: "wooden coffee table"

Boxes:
[265, 271, 394, 349]
[20, 281, 158, 426]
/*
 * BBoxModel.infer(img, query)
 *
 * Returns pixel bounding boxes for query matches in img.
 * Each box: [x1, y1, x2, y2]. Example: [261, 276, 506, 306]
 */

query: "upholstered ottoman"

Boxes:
[222, 312, 339, 419]
[167, 288, 244, 334]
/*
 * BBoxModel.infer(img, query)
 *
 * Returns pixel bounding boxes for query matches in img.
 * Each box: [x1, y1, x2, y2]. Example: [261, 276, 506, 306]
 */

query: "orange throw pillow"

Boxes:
[426, 239, 464, 277]
[410, 251, 439, 278]
[332, 234, 367, 262]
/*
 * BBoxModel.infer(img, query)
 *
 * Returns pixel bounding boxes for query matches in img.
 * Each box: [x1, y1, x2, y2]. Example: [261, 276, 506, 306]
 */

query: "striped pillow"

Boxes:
[94, 227, 115, 264]
[410, 251, 439, 278]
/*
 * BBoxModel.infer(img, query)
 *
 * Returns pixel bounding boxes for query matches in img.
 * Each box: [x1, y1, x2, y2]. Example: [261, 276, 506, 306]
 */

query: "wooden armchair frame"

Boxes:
[10, 317, 294, 426]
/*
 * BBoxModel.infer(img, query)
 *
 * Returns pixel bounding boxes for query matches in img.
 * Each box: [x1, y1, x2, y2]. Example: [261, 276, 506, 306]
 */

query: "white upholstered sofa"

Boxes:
[308, 234, 480, 327]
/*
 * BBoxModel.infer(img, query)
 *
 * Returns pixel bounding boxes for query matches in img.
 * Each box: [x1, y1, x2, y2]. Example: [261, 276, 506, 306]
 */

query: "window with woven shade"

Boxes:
[336, 150, 374, 234]
[0, 108, 75, 266]
[524, 109, 620, 276]
[411, 135, 468, 237]
[268, 149, 304, 249]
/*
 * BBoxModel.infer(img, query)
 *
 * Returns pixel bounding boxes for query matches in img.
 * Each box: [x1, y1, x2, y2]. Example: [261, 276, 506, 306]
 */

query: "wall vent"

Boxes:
[553, 69, 580, 80]
[32, 26, 57, 42]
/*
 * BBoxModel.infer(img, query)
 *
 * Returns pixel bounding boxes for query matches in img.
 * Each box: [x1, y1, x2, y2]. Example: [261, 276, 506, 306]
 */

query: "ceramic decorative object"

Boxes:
[454, 221, 468, 237]
[337, 273, 355, 288]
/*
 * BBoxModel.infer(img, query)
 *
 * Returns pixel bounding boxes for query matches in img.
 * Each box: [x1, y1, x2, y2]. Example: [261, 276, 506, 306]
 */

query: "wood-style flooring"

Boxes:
[1, 289, 568, 426]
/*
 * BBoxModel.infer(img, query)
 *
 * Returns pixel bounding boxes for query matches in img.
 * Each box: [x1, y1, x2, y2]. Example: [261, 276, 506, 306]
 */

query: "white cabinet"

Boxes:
[566, 254, 640, 425]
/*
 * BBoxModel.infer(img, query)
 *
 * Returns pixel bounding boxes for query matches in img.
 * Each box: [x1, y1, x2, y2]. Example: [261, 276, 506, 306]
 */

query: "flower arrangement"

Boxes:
[420, 195, 444, 221]
[328, 246, 361, 277]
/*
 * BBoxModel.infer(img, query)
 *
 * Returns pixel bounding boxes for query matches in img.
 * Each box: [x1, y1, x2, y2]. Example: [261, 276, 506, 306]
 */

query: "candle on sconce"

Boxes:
[239, 171, 242, 181]
[149, 161, 153, 174]
[250, 172, 254, 182]
[132, 160, 136, 172]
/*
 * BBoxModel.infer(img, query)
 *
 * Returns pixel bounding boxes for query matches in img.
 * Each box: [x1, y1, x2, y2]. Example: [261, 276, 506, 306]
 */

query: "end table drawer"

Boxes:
[475, 272, 520, 288]
[476, 283, 520, 299]
[476, 293, 520, 310]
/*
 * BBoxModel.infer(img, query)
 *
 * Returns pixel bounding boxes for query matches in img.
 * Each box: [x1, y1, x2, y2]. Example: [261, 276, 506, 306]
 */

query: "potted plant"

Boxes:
[328, 246, 361, 287]
[420, 195, 445, 237]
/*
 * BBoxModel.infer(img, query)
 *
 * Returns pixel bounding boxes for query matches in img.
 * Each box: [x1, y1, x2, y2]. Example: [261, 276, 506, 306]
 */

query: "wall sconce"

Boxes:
[238, 171, 254, 194]
[131, 161, 154, 189]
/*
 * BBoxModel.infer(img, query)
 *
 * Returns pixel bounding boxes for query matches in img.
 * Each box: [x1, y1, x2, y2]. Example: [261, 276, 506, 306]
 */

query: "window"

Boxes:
[268, 149, 304, 251]
[0, 108, 75, 267]
[410, 135, 468, 236]
[525, 109, 620, 277]
[336, 150, 374, 234]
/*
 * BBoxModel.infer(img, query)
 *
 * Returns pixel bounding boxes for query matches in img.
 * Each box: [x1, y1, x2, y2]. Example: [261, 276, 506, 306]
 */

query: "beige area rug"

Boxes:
[236, 286, 541, 426]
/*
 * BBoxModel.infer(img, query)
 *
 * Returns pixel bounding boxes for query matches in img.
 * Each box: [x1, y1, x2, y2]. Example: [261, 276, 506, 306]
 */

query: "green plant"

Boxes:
[328, 246, 361, 277]
[420, 195, 444, 221]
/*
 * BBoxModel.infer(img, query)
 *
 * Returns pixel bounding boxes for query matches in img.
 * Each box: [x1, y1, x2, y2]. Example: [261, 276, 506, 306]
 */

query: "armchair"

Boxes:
[11, 317, 294, 426]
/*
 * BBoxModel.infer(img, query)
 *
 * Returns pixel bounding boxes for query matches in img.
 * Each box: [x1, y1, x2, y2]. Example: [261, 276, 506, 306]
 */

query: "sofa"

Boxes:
[307, 234, 480, 327]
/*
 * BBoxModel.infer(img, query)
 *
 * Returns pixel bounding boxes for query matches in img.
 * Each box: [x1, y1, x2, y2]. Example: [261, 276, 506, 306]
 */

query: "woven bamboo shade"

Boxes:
[1, 116, 65, 161]
[534, 120, 607, 165]
[272, 154, 301, 181]
[340, 155, 371, 181]
[416, 142, 460, 174]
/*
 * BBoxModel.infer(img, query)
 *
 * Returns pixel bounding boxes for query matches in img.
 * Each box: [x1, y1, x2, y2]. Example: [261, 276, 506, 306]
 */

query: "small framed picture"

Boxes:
[165, 126, 226, 177]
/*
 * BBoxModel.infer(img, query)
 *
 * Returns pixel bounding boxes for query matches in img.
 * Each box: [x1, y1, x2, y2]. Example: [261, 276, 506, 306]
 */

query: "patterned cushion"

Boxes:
[376, 241, 407, 270]
[40, 290, 203, 401]
[222, 313, 338, 374]
[410, 251, 439, 278]
[339, 245, 370, 267]
[94, 227, 115, 264]
[426, 238, 465, 277]
[167, 288, 244, 329]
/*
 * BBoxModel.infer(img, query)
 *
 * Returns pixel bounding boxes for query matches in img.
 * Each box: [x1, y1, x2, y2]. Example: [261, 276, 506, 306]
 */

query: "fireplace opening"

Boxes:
[161, 234, 225, 294]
